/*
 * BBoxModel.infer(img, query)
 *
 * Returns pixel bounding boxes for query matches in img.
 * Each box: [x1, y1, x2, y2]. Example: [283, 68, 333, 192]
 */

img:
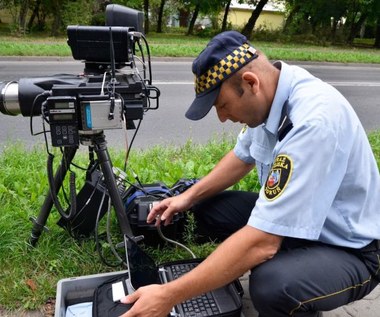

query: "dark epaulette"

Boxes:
[278, 100, 293, 142]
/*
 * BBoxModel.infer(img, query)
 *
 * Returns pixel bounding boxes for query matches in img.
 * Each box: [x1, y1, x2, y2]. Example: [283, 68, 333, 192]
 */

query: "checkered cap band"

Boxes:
[195, 43, 256, 94]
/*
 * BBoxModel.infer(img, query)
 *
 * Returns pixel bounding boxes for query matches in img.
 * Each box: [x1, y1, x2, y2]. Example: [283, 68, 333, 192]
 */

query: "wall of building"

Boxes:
[227, 9, 284, 30]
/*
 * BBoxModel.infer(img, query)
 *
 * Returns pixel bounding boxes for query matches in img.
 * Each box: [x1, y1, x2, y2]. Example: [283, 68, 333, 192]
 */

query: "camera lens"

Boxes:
[0, 81, 20, 116]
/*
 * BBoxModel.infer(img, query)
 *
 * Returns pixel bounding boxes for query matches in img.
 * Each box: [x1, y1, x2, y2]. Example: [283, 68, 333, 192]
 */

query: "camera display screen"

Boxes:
[55, 102, 74, 109]
[52, 113, 75, 121]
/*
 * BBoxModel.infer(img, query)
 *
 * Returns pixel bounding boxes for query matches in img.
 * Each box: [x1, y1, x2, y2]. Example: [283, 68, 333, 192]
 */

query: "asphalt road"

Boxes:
[0, 58, 379, 151]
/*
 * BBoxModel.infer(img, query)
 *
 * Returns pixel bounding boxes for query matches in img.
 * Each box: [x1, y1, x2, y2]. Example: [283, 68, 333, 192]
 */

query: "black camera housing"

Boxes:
[0, 4, 160, 148]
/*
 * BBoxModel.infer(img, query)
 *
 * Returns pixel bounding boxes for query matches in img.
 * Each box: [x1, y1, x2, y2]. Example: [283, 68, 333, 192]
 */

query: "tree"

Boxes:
[282, 0, 379, 45]
[221, 0, 232, 32]
[187, 1, 200, 35]
[27, 0, 43, 31]
[156, 0, 166, 32]
[283, 0, 301, 33]
[345, 0, 369, 44]
[18, 0, 30, 33]
[368, 0, 380, 48]
[0, 0, 32, 33]
[181, 0, 226, 35]
[375, 18, 380, 47]
[241, 0, 268, 39]
[143, 0, 149, 33]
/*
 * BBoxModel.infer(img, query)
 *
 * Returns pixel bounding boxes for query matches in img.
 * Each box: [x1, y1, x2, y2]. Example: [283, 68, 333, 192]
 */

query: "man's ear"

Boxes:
[242, 71, 260, 94]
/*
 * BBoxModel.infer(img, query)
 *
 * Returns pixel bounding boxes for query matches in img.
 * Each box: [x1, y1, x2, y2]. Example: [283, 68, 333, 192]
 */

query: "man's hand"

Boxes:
[119, 284, 175, 317]
[147, 194, 193, 226]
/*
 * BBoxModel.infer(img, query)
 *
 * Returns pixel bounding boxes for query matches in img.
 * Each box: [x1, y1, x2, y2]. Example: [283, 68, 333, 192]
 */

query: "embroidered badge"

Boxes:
[264, 154, 293, 200]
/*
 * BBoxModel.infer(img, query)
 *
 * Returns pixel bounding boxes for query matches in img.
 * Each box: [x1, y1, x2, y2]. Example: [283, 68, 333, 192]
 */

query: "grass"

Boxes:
[0, 32, 379, 63]
[0, 130, 379, 311]
[0, 136, 257, 311]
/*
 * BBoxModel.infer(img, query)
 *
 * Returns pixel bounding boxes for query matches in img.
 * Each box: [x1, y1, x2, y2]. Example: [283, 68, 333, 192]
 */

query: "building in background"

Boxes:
[227, 0, 285, 30]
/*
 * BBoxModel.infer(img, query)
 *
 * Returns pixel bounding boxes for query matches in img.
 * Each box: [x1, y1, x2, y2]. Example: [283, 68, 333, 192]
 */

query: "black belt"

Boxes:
[361, 240, 380, 252]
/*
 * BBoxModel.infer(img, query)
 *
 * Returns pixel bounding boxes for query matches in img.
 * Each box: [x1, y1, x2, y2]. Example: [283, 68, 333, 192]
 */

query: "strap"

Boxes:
[278, 100, 293, 142]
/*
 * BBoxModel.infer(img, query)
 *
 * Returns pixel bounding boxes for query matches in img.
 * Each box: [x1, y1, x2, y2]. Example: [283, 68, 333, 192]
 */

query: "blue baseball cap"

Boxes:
[185, 31, 258, 121]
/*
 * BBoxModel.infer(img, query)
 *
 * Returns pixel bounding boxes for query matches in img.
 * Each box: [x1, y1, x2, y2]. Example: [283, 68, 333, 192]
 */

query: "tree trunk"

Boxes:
[156, 0, 166, 33]
[179, 8, 190, 27]
[330, 17, 338, 43]
[27, 0, 42, 31]
[18, 0, 30, 33]
[50, 0, 62, 36]
[144, 0, 149, 34]
[221, 0, 231, 32]
[187, 4, 200, 35]
[346, 13, 367, 45]
[283, 4, 300, 33]
[241, 0, 268, 40]
[375, 18, 380, 48]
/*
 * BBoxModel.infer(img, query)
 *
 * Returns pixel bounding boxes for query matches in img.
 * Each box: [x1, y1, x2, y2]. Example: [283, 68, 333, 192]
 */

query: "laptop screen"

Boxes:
[124, 235, 161, 290]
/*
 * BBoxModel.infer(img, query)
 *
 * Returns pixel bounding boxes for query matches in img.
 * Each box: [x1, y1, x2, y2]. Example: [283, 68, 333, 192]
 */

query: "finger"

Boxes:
[120, 291, 139, 304]
[146, 210, 157, 223]
[147, 202, 165, 223]
[161, 210, 174, 226]
[154, 214, 163, 227]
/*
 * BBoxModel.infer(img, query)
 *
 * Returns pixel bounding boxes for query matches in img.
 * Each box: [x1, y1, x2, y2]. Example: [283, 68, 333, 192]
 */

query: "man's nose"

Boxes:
[216, 108, 228, 122]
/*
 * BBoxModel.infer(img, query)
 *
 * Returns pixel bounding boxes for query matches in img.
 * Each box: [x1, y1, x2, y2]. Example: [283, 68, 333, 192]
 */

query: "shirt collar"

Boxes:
[263, 61, 293, 136]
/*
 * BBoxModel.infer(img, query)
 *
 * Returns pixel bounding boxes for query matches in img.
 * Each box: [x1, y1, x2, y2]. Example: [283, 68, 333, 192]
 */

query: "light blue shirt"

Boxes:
[234, 61, 380, 248]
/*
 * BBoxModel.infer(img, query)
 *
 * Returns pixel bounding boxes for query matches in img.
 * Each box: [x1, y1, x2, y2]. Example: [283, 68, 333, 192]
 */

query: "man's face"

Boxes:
[213, 72, 269, 128]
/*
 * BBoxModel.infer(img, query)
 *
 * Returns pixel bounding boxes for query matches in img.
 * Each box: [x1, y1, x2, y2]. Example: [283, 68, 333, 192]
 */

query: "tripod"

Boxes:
[29, 131, 134, 247]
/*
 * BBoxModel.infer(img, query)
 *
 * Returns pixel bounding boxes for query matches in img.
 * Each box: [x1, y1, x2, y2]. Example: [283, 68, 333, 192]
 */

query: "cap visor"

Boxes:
[185, 86, 220, 121]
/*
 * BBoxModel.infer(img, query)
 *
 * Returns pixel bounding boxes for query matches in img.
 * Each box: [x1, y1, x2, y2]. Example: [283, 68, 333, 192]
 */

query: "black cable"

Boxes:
[140, 33, 152, 84]
[135, 36, 147, 82]
[109, 26, 116, 80]
[94, 189, 123, 267]
[30, 92, 51, 136]
[124, 118, 142, 166]
[46, 153, 76, 220]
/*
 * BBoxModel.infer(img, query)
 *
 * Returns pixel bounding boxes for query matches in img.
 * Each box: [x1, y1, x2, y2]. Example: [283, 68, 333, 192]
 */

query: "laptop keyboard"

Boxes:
[170, 264, 220, 316]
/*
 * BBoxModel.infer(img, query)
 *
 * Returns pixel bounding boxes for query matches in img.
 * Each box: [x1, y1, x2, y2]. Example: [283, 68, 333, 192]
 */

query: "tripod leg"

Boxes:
[29, 146, 78, 247]
[93, 134, 134, 238]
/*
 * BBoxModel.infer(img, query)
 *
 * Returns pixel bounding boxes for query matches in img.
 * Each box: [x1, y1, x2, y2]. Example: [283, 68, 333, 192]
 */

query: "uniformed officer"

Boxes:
[120, 31, 380, 317]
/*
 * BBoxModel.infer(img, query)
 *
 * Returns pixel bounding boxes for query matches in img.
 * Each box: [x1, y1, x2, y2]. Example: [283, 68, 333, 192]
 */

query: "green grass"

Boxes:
[0, 33, 379, 63]
[0, 131, 379, 311]
[0, 136, 251, 311]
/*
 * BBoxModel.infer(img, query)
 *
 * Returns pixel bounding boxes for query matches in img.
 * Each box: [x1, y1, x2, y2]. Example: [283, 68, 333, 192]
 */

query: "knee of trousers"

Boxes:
[249, 263, 300, 315]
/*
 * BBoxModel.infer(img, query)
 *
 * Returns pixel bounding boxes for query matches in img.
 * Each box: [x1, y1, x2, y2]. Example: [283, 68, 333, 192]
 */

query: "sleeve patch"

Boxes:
[264, 154, 293, 201]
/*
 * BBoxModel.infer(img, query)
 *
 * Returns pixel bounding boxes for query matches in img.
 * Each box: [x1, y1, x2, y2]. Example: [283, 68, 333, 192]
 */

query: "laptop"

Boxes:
[123, 235, 243, 317]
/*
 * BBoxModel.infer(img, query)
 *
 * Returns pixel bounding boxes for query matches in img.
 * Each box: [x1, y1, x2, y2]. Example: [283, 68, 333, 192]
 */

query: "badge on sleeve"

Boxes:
[264, 154, 293, 200]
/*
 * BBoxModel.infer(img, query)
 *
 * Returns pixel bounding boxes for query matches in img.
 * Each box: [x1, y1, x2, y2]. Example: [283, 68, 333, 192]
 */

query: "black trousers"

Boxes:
[191, 191, 380, 317]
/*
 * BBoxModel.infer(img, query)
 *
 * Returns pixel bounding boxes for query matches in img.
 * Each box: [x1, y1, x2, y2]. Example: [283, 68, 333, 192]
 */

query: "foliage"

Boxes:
[61, 0, 95, 26]
[283, 0, 380, 45]
[0, 0, 378, 46]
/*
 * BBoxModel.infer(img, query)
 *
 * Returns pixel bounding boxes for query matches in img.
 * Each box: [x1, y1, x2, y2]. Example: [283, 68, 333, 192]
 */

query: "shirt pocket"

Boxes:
[249, 142, 273, 186]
